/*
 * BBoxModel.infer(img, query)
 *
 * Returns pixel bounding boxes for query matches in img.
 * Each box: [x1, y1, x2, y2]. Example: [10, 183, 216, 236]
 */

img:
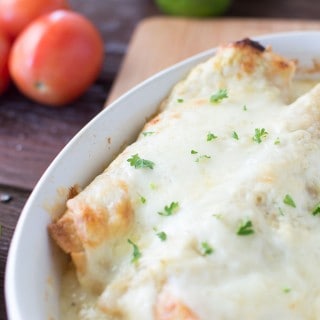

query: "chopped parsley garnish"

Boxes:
[312, 202, 320, 216]
[207, 132, 218, 141]
[150, 183, 157, 190]
[156, 231, 167, 241]
[127, 154, 155, 169]
[237, 220, 254, 236]
[191, 150, 211, 162]
[195, 155, 211, 162]
[283, 194, 296, 208]
[127, 239, 141, 263]
[153, 227, 167, 241]
[232, 131, 239, 140]
[139, 195, 146, 204]
[158, 202, 180, 216]
[142, 131, 154, 136]
[283, 287, 291, 293]
[243, 105, 247, 111]
[212, 213, 223, 219]
[201, 242, 214, 255]
[210, 88, 228, 104]
[252, 128, 268, 144]
[274, 137, 280, 145]
[177, 98, 184, 103]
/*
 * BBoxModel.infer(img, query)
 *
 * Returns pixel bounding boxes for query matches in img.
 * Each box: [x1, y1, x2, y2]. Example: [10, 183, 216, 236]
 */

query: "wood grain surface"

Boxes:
[107, 17, 320, 103]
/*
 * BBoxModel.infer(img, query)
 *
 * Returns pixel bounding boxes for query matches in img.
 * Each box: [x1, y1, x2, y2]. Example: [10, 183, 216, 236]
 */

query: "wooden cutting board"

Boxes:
[106, 17, 320, 104]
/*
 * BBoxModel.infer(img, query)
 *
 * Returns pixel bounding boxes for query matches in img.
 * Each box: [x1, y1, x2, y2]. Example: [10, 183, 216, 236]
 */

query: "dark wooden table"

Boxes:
[1, 0, 320, 318]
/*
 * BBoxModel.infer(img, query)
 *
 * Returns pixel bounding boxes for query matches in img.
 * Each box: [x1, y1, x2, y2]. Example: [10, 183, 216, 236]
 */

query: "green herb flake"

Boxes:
[232, 131, 239, 140]
[274, 137, 280, 145]
[283, 194, 296, 208]
[312, 202, 320, 216]
[139, 195, 146, 204]
[177, 98, 184, 103]
[127, 154, 155, 170]
[237, 220, 255, 236]
[207, 132, 218, 141]
[150, 183, 157, 190]
[243, 105, 247, 111]
[195, 155, 211, 162]
[210, 88, 228, 104]
[252, 128, 268, 144]
[156, 231, 167, 241]
[212, 213, 223, 219]
[283, 287, 291, 293]
[191, 150, 211, 162]
[158, 202, 180, 216]
[142, 131, 155, 137]
[201, 242, 214, 256]
[127, 239, 141, 263]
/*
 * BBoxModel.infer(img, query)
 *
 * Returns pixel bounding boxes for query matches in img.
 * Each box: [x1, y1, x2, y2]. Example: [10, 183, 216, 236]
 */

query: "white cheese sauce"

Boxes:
[60, 65, 320, 320]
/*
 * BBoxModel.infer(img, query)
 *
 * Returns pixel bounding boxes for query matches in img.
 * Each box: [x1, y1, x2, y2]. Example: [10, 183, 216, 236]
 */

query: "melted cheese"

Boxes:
[54, 41, 320, 319]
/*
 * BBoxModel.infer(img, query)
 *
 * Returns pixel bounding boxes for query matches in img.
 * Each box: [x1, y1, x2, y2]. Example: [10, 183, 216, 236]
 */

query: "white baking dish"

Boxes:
[5, 31, 320, 320]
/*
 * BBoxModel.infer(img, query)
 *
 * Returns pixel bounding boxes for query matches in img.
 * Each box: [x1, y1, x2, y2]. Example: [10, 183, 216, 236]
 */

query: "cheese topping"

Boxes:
[51, 39, 320, 319]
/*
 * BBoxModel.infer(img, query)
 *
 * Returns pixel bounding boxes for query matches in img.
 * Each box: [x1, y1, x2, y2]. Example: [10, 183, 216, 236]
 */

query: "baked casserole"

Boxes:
[49, 38, 320, 319]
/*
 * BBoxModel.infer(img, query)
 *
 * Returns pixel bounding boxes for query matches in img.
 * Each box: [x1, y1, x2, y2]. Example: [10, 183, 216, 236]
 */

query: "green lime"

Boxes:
[155, 0, 232, 17]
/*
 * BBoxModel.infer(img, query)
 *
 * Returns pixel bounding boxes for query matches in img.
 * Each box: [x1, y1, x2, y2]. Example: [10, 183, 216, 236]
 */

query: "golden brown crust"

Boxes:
[74, 204, 115, 247]
[234, 38, 266, 52]
[67, 185, 81, 200]
[48, 210, 83, 253]
[49, 179, 134, 292]
[71, 252, 86, 275]
[71, 194, 132, 248]
[155, 288, 199, 320]
[213, 38, 295, 93]
[98, 305, 124, 319]
[49, 179, 133, 255]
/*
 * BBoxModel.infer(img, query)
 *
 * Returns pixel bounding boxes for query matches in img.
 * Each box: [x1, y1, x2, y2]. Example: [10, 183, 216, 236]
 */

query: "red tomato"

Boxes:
[0, 0, 68, 40]
[0, 31, 11, 94]
[9, 10, 104, 106]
